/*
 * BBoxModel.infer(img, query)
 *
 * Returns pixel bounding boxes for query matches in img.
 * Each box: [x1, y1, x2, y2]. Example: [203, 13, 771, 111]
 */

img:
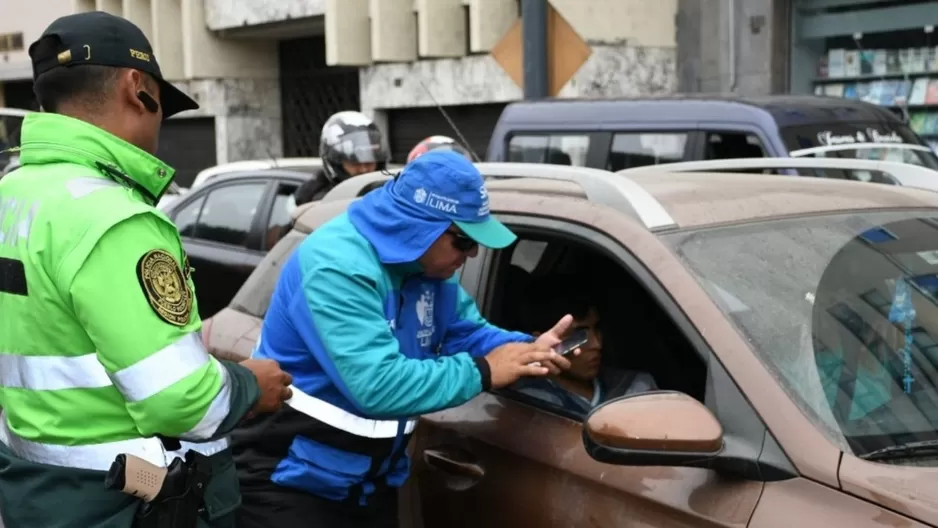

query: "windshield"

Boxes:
[782, 123, 938, 171]
[663, 211, 938, 459]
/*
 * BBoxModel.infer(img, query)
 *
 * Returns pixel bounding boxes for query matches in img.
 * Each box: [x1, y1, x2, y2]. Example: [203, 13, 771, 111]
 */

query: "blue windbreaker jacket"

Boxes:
[232, 181, 532, 507]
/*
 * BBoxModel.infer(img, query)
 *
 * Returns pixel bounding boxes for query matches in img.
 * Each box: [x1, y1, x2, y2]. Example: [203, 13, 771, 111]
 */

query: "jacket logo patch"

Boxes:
[416, 290, 435, 348]
[137, 249, 192, 327]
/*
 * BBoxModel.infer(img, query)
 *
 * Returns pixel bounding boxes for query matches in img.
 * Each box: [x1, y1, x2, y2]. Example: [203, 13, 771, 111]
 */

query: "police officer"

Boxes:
[0, 12, 292, 528]
[292, 110, 390, 206]
[406, 135, 473, 163]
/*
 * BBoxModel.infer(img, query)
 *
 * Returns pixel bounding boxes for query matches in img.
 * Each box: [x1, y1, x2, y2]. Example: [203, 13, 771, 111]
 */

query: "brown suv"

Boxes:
[204, 162, 938, 527]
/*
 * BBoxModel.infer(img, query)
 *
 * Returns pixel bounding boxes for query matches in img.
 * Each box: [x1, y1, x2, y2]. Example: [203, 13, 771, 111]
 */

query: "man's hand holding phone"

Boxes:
[534, 314, 584, 361]
[484, 314, 582, 388]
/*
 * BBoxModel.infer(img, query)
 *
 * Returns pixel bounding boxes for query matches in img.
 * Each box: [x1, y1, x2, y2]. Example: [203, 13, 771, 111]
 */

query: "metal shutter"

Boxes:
[387, 103, 508, 163]
[157, 117, 217, 188]
[279, 36, 361, 157]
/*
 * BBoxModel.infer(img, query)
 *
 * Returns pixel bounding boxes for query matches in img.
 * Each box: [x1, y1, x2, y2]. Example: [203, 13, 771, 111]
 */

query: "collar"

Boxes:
[16, 112, 175, 205]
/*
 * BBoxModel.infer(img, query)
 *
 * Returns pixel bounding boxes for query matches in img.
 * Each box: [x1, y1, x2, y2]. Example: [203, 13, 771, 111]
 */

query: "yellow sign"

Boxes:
[490, 3, 592, 97]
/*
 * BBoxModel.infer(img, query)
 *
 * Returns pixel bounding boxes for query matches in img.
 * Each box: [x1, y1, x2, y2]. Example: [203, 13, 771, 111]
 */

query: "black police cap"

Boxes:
[29, 11, 199, 118]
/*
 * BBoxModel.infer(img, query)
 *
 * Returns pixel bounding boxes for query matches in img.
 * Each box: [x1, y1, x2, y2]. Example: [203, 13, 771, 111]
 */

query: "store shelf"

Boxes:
[815, 72, 938, 83]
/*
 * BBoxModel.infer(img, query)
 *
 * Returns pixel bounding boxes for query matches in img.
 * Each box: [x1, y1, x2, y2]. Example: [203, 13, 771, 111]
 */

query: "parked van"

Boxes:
[486, 95, 938, 173]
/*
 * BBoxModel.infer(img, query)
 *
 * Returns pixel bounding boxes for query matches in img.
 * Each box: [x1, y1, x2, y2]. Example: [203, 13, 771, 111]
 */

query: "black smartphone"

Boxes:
[551, 328, 589, 356]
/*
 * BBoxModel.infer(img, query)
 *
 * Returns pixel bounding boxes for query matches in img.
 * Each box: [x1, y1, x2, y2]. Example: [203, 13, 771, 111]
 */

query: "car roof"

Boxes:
[487, 173, 938, 228]
[497, 94, 903, 130]
[191, 158, 323, 187]
[194, 168, 313, 187]
[301, 162, 938, 233]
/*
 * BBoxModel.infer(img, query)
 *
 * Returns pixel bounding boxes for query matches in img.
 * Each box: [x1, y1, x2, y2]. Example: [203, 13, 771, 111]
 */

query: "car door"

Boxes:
[169, 177, 272, 318]
[404, 197, 778, 528]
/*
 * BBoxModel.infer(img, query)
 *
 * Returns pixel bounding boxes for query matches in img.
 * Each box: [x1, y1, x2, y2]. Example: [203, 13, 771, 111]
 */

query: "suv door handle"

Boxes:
[423, 447, 485, 482]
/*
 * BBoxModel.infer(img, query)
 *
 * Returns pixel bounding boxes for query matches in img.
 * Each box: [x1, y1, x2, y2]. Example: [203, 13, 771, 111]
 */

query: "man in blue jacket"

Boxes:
[233, 150, 575, 527]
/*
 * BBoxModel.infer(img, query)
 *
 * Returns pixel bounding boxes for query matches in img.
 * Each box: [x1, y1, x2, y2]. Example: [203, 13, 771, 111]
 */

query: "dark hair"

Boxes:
[32, 37, 119, 112]
[518, 274, 595, 334]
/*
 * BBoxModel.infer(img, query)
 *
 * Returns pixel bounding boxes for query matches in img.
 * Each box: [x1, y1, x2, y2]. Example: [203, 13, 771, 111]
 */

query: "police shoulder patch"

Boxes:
[137, 249, 192, 327]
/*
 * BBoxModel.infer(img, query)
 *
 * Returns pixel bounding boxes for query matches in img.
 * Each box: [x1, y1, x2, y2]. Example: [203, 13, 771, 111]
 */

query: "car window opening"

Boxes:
[482, 231, 706, 421]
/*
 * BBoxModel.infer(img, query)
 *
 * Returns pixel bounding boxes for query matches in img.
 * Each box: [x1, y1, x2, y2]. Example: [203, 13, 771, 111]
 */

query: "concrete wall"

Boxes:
[204, 0, 325, 32]
[677, 0, 790, 95]
[0, 0, 73, 81]
[175, 77, 283, 163]
[0, 0, 282, 163]
[360, 0, 679, 116]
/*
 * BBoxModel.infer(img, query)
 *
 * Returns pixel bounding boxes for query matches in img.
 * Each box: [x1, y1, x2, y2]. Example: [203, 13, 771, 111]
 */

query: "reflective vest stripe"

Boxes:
[0, 332, 231, 441]
[65, 177, 120, 199]
[180, 360, 231, 440]
[111, 333, 211, 402]
[0, 333, 210, 399]
[285, 386, 417, 439]
[0, 352, 112, 391]
[0, 413, 230, 472]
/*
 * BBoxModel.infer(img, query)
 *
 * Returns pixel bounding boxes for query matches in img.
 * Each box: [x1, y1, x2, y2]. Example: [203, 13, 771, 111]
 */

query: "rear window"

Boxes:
[781, 123, 938, 170]
[230, 230, 305, 317]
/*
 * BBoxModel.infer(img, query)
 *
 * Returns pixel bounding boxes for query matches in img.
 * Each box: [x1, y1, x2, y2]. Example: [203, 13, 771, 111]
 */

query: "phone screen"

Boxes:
[552, 328, 589, 356]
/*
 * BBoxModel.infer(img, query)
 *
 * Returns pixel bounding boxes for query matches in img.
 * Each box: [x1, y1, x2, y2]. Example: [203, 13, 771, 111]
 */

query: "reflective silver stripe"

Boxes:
[180, 358, 232, 440]
[285, 386, 417, 439]
[0, 333, 211, 399]
[111, 333, 211, 402]
[66, 177, 119, 198]
[0, 413, 230, 472]
[0, 352, 112, 391]
[172, 438, 231, 458]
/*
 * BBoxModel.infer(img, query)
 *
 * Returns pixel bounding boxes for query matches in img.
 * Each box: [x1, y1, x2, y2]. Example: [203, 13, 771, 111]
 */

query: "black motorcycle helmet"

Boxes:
[407, 135, 473, 163]
[319, 111, 390, 184]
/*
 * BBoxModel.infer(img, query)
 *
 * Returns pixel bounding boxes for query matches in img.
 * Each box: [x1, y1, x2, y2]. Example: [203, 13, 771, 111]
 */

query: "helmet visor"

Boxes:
[334, 129, 389, 164]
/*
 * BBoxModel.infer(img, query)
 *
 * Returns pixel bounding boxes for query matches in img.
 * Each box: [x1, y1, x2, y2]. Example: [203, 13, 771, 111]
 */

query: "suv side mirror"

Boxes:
[583, 391, 723, 467]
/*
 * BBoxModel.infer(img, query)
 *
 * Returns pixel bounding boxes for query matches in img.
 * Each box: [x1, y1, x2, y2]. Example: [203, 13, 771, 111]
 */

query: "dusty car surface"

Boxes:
[205, 162, 938, 527]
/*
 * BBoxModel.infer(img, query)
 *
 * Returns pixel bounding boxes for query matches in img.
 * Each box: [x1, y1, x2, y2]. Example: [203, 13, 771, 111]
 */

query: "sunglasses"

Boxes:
[446, 229, 478, 252]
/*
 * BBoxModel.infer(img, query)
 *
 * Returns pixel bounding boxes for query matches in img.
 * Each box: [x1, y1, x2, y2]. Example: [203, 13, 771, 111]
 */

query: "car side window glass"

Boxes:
[703, 132, 766, 160]
[193, 183, 266, 247]
[606, 132, 687, 171]
[230, 230, 306, 318]
[265, 183, 301, 251]
[173, 195, 206, 238]
[480, 232, 705, 421]
[507, 134, 589, 166]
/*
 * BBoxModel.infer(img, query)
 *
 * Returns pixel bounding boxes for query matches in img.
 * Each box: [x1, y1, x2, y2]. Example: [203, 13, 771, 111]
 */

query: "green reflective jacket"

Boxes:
[0, 112, 260, 528]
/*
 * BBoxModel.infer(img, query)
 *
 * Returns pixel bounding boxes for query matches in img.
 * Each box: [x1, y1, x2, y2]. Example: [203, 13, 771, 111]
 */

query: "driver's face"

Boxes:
[342, 161, 377, 176]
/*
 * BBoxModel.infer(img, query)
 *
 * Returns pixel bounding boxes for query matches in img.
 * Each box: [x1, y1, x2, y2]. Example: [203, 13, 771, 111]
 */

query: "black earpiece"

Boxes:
[136, 91, 159, 113]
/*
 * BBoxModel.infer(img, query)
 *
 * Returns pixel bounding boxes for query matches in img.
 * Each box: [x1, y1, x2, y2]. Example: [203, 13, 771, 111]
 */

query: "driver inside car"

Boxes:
[512, 275, 658, 414]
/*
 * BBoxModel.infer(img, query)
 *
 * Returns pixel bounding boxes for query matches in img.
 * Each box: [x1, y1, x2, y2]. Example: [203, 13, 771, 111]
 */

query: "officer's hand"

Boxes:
[484, 342, 561, 389]
[241, 359, 293, 415]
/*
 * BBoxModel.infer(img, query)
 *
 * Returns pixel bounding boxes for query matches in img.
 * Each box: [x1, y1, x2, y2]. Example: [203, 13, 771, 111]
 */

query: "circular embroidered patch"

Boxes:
[137, 249, 192, 326]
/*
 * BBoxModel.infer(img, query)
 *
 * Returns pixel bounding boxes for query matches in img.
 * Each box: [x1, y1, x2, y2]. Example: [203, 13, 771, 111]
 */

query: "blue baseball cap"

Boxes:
[390, 150, 516, 249]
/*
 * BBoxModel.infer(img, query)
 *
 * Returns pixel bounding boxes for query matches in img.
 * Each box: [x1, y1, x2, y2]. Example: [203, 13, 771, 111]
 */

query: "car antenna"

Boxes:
[416, 78, 482, 162]
[266, 147, 279, 168]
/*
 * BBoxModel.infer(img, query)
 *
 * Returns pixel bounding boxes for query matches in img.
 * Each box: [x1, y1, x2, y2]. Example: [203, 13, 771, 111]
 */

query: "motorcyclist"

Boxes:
[407, 135, 473, 163]
[293, 111, 390, 206]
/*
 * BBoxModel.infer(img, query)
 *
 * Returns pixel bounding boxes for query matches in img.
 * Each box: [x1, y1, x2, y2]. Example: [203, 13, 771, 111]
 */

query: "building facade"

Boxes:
[6, 0, 934, 174]
[0, 0, 283, 187]
[330, 0, 681, 160]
